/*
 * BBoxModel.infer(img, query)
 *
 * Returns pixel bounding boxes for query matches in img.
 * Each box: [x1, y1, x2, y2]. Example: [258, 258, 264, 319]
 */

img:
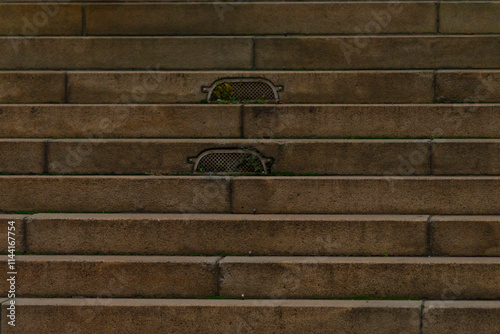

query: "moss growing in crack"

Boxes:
[213, 82, 234, 101]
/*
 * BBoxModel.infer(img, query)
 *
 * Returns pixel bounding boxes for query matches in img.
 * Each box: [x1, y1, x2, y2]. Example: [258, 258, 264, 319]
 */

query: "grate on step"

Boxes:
[188, 149, 273, 174]
[202, 78, 283, 103]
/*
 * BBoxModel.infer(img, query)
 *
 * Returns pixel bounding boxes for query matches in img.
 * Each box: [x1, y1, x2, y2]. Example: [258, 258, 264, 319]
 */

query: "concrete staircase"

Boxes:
[1, 1, 499, 333]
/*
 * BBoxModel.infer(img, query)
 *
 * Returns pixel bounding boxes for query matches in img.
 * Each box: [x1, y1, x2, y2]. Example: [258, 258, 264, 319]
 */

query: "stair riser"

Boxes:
[0, 4, 81, 36]
[0, 256, 220, 298]
[256, 36, 500, 70]
[219, 258, 500, 299]
[233, 177, 500, 215]
[436, 71, 500, 103]
[440, 2, 500, 34]
[4, 214, 500, 257]
[45, 140, 432, 175]
[432, 140, 500, 175]
[0, 72, 65, 103]
[0, 105, 242, 138]
[24, 214, 428, 256]
[0, 176, 231, 213]
[3, 71, 498, 104]
[3, 139, 495, 176]
[2, 256, 499, 299]
[1, 105, 498, 139]
[0, 37, 254, 70]
[85, 2, 436, 35]
[3, 3, 498, 36]
[3, 36, 499, 70]
[243, 105, 500, 139]
[1, 176, 499, 214]
[429, 216, 500, 256]
[423, 301, 500, 334]
[0, 140, 44, 174]
[1, 299, 422, 334]
[3, 299, 498, 334]
[66, 71, 436, 104]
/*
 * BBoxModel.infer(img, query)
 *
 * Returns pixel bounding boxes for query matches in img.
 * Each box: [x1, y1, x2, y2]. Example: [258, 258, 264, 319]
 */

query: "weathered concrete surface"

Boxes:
[232, 177, 500, 215]
[430, 216, 500, 256]
[0, 72, 65, 103]
[0, 105, 242, 138]
[433, 139, 500, 175]
[436, 71, 500, 103]
[0, 4, 82, 35]
[86, 2, 436, 35]
[46, 139, 430, 175]
[0, 176, 231, 213]
[67, 71, 435, 104]
[0, 256, 219, 297]
[0, 37, 253, 70]
[0, 140, 44, 174]
[1, 299, 422, 334]
[2, 104, 497, 139]
[440, 2, 500, 34]
[25, 213, 428, 256]
[423, 301, 500, 334]
[46, 139, 280, 175]
[219, 257, 500, 299]
[255, 36, 500, 69]
[242, 104, 500, 139]
[271, 139, 430, 175]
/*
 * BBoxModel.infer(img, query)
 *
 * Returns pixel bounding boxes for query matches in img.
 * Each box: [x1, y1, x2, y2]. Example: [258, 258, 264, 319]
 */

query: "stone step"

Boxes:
[1, 176, 499, 214]
[423, 301, 500, 334]
[1, 104, 498, 139]
[0, 176, 232, 213]
[85, 2, 437, 35]
[43, 139, 435, 175]
[23, 213, 428, 256]
[1, 299, 424, 334]
[67, 70, 436, 104]
[2, 139, 500, 175]
[0, 255, 220, 298]
[429, 216, 500, 256]
[432, 139, 500, 175]
[2, 256, 499, 299]
[1, 2, 497, 36]
[0, 72, 65, 103]
[3, 299, 499, 334]
[232, 176, 500, 215]
[440, 2, 500, 34]
[82, 2, 499, 35]
[0, 3, 82, 36]
[2, 36, 499, 70]
[219, 257, 500, 299]
[3, 70, 497, 104]
[436, 70, 500, 103]
[256, 36, 500, 70]
[12, 214, 499, 256]
[242, 104, 500, 139]
[0, 37, 254, 70]
[0, 139, 44, 174]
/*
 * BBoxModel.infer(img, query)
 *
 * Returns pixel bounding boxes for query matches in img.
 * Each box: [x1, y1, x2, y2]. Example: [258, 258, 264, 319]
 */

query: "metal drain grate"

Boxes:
[202, 78, 283, 103]
[189, 149, 272, 174]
